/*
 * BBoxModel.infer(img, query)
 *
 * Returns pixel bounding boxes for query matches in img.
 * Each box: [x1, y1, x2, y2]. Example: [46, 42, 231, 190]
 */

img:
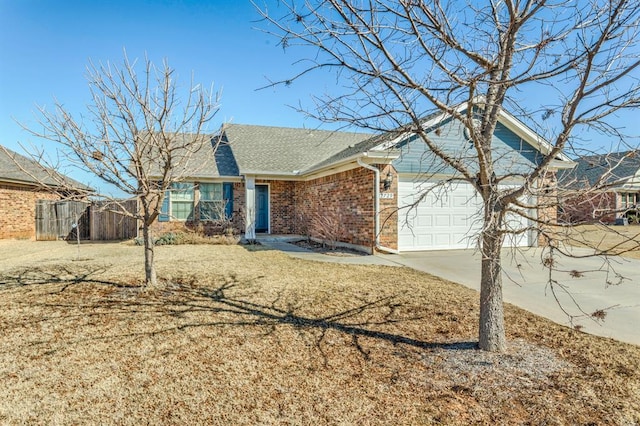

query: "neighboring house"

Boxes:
[151, 105, 574, 252]
[0, 145, 89, 239]
[559, 151, 640, 224]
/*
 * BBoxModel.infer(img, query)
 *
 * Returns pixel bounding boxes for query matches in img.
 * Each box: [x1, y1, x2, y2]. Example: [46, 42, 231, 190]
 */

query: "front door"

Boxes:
[255, 185, 269, 233]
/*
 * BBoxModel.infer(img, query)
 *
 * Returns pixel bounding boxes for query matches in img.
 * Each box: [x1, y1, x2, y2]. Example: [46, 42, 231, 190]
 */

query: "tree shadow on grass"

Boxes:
[0, 264, 135, 291]
[0, 267, 478, 359]
[178, 277, 478, 353]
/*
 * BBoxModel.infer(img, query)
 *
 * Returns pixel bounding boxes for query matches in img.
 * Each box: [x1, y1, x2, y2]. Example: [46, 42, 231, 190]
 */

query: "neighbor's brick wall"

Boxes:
[559, 191, 616, 224]
[0, 183, 58, 239]
[294, 167, 376, 249]
[378, 164, 398, 250]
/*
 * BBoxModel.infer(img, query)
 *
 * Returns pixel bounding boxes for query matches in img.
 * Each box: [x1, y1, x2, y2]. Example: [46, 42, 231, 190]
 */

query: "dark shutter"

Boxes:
[223, 183, 233, 219]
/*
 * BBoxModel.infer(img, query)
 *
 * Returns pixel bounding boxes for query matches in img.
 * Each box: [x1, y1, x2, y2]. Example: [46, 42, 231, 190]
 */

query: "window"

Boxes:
[199, 182, 234, 220]
[158, 182, 194, 221]
[158, 181, 232, 222]
[171, 182, 195, 220]
[200, 183, 224, 220]
[620, 192, 640, 209]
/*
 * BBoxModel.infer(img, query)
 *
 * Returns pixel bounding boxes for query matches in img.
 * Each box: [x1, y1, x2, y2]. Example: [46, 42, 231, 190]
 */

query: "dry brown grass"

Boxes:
[0, 240, 639, 425]
[554, 224, 640, 259]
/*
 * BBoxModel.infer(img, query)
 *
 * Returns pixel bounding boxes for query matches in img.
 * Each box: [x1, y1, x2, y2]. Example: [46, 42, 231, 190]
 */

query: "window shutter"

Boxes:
[158, 192, 170, 222]
[223, 183, 233, 219]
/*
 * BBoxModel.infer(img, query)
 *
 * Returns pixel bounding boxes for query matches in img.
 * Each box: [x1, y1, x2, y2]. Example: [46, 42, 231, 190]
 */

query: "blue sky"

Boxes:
[1, 1, 638, 192]
[0, 1, 325, 155]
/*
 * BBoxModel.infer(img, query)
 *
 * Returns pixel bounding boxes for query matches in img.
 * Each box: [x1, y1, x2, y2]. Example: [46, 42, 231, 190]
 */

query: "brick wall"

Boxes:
[148, 168, 382, 250]
[560, 191, 616, 224]
[294, 167, 376, 249]
[0, 183, 58, 239]
[537, 172, 559, 246]
[378, 164, 398, 250]
[257, 180, 295, 234]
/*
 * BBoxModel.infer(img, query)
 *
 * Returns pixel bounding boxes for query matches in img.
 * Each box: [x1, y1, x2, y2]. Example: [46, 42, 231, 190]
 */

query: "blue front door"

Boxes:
[255, 185, 268, 233]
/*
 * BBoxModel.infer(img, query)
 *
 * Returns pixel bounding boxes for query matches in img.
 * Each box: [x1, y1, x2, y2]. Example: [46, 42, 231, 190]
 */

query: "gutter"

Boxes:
[356, 157, 400, 255]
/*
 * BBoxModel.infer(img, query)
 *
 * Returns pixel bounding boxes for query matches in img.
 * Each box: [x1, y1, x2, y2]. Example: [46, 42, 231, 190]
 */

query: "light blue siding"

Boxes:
[393, 117, 542, 177]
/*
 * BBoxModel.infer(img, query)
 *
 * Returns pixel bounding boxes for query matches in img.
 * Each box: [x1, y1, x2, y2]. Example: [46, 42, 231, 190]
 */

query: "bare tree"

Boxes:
[16, 53, 220, 288]
[257, 0, 640, 351]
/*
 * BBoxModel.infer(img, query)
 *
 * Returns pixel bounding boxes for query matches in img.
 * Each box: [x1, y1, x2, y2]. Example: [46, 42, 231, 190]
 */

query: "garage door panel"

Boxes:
[452, 214, 470, 226]
[416, 215, 432, 227]
[417, 234, 433, 246]
[433, 234, 452, 246]
[434, 215, 451, 227]
[398, 179, 530, 251]
[452, 195, 473, 208]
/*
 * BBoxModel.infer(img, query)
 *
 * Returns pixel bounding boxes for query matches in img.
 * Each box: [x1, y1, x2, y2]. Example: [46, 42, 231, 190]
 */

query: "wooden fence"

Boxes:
[89, 200, 138, 241]
[35, 200, 90, 241]
[35, 199, 138, 241]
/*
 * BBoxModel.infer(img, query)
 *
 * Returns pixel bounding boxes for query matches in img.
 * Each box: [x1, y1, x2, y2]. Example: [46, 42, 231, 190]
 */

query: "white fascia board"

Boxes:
[301, 150, 400, 175]
[300, 151, 399, 181]
[194, 176, 244, 183]
[548, 159, 577, 170]
[239, 170, 304, 181]
[149, 175, 243, 182]
[614, 175, 640, 191]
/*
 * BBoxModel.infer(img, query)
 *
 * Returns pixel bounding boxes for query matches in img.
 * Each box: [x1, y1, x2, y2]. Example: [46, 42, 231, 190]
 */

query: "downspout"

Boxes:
[357, 157, 400, 254]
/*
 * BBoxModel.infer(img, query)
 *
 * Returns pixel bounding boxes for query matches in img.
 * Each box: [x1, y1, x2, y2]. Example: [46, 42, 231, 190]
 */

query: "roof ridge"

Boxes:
[224, 122, 371, 136]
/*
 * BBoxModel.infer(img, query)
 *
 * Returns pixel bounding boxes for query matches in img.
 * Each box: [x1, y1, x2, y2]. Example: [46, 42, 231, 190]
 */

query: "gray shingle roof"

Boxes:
[559, 151, 640, 189]
[221, 124, 372, 175]
[152, 133, 239, 179]
[0, 145, 90, 190]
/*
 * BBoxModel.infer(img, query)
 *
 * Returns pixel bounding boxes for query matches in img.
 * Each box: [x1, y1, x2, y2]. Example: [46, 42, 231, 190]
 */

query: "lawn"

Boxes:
[0, 240, 639, 425]
[555, 223, 640, 259]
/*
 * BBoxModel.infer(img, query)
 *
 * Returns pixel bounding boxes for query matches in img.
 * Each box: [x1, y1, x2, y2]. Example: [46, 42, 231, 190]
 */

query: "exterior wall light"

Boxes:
[382, 171, 393, 190]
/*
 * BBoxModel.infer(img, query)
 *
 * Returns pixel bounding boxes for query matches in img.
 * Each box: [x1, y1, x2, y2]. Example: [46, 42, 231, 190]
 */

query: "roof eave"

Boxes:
[301, 149, 400, 176]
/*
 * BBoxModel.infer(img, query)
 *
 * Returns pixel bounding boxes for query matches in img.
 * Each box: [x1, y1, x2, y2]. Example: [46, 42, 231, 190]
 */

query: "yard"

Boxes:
[555, 223, 640, 259]
[0, 239, 639, 425]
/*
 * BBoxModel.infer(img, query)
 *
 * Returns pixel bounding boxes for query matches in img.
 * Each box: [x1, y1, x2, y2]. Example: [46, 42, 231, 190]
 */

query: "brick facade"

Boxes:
[0, 183, 58, 239]
[536, 172, 560, 246]
[560, 191, 617, 224]
[378, 164, 398, 250]
[257, 180, 296, 234]
[150, 168, 380, 250]
[293, 167, 376, 249]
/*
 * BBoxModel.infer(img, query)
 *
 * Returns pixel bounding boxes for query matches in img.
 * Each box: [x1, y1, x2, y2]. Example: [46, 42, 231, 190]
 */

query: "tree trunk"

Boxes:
[478, 216, 506, 352]
[141, 220, 158, 288]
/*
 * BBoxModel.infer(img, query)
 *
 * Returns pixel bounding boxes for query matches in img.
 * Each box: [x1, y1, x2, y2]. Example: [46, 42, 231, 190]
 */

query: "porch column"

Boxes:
[245, 175, 256, 240]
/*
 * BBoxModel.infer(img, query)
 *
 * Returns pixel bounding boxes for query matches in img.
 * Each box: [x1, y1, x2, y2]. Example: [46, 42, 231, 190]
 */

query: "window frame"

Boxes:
[199, 182, 225, 221]
[158, 181, 233, 222]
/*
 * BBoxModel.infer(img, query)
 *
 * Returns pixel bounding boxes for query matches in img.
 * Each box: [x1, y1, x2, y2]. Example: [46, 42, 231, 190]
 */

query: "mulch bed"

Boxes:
[291, 239, 369, 257]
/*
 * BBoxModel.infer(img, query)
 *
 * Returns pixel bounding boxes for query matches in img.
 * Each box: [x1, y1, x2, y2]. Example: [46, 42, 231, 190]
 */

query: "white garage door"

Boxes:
[398, 178, 529, 251]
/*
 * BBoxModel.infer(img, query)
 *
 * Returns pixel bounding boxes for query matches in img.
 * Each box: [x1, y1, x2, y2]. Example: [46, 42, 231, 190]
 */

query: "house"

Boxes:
[559, 151, 640, 224]
[151, 105, 574, 252]
[0, 145, 89, 239]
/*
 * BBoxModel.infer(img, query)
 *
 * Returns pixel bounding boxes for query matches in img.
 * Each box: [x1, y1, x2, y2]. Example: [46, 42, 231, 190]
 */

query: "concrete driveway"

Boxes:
[379, 247, 640, 346]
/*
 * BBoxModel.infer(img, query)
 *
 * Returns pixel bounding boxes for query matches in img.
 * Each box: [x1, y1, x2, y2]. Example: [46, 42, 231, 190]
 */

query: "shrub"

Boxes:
[134, 231, 239, 246]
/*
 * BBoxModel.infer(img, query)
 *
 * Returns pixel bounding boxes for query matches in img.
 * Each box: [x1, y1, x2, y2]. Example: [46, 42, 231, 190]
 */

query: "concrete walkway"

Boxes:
[259, 237, 639, 346]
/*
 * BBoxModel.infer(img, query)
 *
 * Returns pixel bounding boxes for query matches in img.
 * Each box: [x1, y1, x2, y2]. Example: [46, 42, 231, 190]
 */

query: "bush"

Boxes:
[134, 231, 239, 246]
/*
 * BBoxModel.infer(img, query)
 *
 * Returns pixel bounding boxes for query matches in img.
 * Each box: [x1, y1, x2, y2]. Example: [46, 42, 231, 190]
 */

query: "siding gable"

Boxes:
[392, 117, 542, 177]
